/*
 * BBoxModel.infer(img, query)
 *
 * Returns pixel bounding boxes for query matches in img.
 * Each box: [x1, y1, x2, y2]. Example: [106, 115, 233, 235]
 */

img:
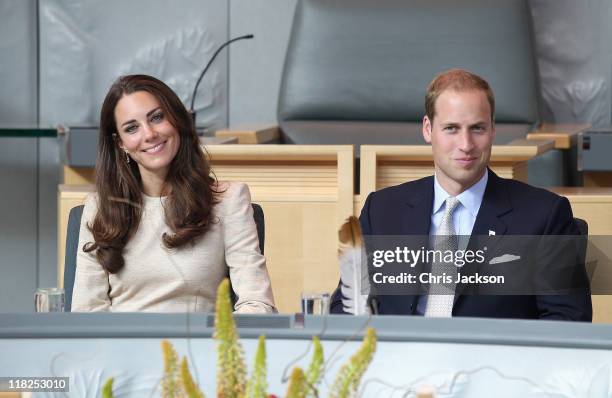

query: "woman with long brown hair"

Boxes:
[72, 74, 275, 313]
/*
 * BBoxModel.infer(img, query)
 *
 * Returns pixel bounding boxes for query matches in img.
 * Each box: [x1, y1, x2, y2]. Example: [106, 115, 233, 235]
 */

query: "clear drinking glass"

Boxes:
[301, 292, 330, 315]
[35, 288, 65, 312]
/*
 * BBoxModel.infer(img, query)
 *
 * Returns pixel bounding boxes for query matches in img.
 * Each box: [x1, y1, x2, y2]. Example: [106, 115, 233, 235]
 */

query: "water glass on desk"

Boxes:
[301, 292, 330, 315]
[35, 288, 65, 312]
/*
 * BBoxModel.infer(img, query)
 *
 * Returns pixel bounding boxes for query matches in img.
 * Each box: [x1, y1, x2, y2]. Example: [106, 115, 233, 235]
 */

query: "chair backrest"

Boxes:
[251, 203, 265, 254]
[277, 0, 540, 145]
[63, 204, 85, 312]
[64, 203, 265, 311]
[574, 217, 595, 280]
[574, 217, 588, 237]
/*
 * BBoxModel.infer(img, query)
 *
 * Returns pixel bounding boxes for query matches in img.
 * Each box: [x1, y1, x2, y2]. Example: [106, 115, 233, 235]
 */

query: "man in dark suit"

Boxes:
[331, 69, 592, 321]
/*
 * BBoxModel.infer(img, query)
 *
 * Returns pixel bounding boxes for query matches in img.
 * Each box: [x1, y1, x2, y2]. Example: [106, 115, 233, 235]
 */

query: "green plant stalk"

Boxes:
[181, 356, 205, 398]
[329, 328, 377, 398]
[215, 279, 247, 398]
[101, 377, 114, 398]
[285, 367, 307, 398]
[246, 335, 267, 398]
[97, 281, 381, 398]
[161, 340, 182, 398]
[305, 336, 324, 398]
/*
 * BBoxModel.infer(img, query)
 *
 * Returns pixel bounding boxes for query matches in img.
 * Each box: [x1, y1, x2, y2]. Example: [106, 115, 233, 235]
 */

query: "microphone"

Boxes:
[189, 34, 255, 125]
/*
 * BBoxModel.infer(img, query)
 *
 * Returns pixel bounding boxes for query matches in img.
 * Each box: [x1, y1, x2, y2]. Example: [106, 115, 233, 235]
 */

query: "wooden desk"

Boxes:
[58, 145, 354, 313]
[215, 124, 280, 144]
[552, 187, 612, 323]
[552, 188, 612, 234]
[60, 136, 238, 185]
[359, 139, 554, 207]
[582, 172, 612, 188]
[527, 123, 590, 149]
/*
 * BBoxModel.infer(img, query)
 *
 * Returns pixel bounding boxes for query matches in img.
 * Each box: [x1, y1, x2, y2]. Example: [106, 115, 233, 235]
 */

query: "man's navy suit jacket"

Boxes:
[331, 169, 592, 321]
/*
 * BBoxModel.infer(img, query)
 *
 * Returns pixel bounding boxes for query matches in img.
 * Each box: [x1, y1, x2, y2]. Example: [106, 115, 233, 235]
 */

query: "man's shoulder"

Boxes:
[368, 175, 433, 202]
[493, 173, 565, 206]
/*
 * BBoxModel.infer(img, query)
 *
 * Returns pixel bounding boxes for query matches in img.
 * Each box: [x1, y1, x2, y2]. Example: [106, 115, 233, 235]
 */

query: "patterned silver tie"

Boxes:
[425, 196, 460, 317]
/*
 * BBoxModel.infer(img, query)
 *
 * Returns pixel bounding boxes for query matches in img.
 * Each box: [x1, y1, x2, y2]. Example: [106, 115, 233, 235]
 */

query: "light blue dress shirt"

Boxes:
[415, 171, 488, 315]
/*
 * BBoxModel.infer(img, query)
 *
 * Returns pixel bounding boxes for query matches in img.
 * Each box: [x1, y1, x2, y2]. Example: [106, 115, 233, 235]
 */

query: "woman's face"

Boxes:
[114, 91, 180, 182]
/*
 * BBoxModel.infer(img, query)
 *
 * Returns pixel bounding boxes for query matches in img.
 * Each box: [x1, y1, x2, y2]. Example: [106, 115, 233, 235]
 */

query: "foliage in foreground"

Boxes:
[101, 279, 376, 397]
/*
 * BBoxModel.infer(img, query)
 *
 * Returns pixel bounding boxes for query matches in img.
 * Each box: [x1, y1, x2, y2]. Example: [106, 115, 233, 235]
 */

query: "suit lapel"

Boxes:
[454, 169, 512, 304]
[401, 177, 434, 314]
[402, 177, 434, 235]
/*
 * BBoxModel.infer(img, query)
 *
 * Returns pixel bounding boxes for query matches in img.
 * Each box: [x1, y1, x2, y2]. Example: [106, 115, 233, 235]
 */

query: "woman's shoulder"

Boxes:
[82, 192, 99, 209]
[215, 181, 251, 200]
[214, 181, 252, 212]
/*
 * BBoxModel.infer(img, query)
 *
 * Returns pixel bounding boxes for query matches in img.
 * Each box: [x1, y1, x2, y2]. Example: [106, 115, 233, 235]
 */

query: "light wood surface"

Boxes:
[359, 140, 553, 204]
[200, 135, 238, 145]
[583, 172, 612, 187]
[527, 123, 590, 149]
[63, 166, 95, 185]
[551, 187, 612, 323]
[552, 187, 612, 234]
[215, 124, 280, 144]
[58, 145, 353, 313]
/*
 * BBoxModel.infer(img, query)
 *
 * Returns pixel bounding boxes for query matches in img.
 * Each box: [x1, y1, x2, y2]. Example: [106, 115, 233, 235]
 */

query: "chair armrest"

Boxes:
[215, 124, 281, 144]
[527, 123, 591, 150]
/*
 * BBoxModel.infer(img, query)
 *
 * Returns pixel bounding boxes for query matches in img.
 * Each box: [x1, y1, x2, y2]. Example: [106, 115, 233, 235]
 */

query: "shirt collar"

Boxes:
[432, 170, 488, 217]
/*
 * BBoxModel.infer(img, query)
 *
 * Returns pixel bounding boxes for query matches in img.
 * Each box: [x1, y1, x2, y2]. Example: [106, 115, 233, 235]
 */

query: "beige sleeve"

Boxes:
[71, 194, 112, 312]
[221, 182, 276, 314]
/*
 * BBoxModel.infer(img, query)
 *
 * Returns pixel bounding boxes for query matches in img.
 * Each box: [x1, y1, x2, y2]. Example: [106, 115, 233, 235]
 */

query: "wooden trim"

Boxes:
[63, 166, 95, 185]
[527, 123, 591, 149]
[206, 144, 350, 161]
[550, 187, 612, 202]
[503, 138, 555, 156]
[215, 124, 280, 144]
[359, 140, 553, 163]
[583, 172, 612, 188]
[336, 146, 354, 227]
[359, 141, 554, 203]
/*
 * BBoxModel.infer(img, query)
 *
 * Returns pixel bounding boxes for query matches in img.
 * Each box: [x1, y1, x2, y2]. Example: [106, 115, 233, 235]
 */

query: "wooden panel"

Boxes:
[527, 123, 590, 149]
[583, 172, 612, 187]
[360, 143, 550, 203]
[63, 166, 95, 185]
[213, 163, 339, 199]
[551, 188, 612, 234]
[215, 124, 280, 144]
[374, 161, 527, 191]
[551, 187, 612, 323]
[227, 147, 352, 311]
[262, 202, 340, 313]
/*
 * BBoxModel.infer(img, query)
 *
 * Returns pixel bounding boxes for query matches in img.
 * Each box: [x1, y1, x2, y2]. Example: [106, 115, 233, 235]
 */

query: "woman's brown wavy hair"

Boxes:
[83, 74, 218, 274]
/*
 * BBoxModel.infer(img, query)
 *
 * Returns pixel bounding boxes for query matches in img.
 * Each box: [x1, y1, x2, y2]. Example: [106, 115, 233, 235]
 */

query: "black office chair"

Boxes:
[574, 217, 596, 280]
[575, 217, 588, 239]
[63, 203, 265, 311]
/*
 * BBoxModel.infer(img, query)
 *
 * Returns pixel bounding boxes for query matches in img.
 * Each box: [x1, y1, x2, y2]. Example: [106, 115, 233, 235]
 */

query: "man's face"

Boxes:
[422, 89, 495, 196]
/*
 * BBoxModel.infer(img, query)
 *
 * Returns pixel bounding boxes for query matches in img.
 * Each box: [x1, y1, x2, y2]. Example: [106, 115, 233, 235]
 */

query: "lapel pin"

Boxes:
[488, 230, 496, 236]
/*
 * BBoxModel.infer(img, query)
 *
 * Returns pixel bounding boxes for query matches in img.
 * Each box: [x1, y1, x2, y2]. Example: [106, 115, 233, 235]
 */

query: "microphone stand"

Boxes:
[189, 34, 254, 126]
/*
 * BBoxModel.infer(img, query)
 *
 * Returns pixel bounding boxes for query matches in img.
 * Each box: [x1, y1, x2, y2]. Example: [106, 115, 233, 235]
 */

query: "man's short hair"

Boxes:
[425, 68, 495, 123]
